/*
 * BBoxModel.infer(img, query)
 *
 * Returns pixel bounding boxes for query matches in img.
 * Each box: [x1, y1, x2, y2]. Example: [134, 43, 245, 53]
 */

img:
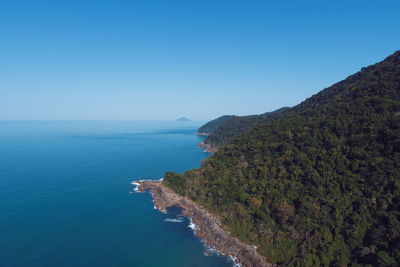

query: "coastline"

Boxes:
[134, 180, 272, 267]
[197, 141, 218, 153]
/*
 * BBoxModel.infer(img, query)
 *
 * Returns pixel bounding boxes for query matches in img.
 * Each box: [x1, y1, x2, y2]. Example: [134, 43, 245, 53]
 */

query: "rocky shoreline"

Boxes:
[135, 180, 272, 267]
[196, 132, 209, 136]
[197, 141, 218, 153]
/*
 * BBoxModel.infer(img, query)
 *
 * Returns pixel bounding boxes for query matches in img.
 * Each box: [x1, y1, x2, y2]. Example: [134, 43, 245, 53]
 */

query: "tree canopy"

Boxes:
[164, 51, 400, 266]
[202, 107, 290, 147]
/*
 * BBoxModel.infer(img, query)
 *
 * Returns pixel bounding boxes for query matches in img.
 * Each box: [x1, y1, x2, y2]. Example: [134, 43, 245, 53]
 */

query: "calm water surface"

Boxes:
[0, 121, 233, 267]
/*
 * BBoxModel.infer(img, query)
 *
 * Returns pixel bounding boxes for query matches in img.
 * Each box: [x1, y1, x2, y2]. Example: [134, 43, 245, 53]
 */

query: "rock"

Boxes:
[198, 142, 218, 153]
[135, 180, 273, 267]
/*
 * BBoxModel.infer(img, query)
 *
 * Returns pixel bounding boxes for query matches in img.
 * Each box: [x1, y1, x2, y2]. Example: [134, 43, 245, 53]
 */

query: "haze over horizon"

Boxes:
[1, 0, 399, 121]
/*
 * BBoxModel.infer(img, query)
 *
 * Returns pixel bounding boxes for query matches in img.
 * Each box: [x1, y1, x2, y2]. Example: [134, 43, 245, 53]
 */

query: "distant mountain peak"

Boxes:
[176, 117, 190, 121]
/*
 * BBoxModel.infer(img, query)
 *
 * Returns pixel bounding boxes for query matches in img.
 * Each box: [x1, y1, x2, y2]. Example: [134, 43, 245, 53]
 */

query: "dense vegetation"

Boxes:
[197, 115, 237, 135]
[203, 107, 290, 147]
[164, 51, 400, 266]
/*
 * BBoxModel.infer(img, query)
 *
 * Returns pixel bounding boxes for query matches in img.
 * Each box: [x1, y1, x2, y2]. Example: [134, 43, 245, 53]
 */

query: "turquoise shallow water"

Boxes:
[0, 121, 233, 267]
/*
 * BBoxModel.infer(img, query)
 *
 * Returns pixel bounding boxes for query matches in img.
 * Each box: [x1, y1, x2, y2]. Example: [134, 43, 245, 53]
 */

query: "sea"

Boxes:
[0, 121, 234, 267]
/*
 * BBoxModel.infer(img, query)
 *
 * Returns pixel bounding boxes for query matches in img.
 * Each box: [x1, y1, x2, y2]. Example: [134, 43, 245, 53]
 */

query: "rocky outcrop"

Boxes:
[197, 141, 218, 153]
[136, 180, 273, 267]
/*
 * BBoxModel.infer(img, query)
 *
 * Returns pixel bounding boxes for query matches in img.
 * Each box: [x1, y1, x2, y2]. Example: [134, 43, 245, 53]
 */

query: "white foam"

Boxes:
[131, 181, 141, 192]
[203, 246, 241, 267]
[204, 246, 220, 255]
[152, 201, 166, 213]
[130, 178, 242, 264]
[131, 178, 164, 192]
[229, 255, 241, 267]
[197, 233, 242, 266]
[188, 218, 198, 232]
[164, 218, 184, 223]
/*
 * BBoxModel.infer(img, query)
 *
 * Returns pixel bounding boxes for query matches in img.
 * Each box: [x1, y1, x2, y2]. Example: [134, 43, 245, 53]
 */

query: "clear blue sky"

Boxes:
[1, 0, 399, 120]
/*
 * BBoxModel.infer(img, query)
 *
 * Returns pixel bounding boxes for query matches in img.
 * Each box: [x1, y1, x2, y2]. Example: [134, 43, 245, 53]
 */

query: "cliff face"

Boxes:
[164, 51, 400, 266]
[136, 180, 272, 267]
[197, 141, 218, 153]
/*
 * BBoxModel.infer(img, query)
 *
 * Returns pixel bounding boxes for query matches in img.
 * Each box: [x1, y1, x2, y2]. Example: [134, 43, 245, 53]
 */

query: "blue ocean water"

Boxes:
[0, 121, 233, 267]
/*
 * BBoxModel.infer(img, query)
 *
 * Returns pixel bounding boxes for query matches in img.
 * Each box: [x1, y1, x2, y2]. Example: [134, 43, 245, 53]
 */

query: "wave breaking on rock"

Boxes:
[133, 180, 272, 267]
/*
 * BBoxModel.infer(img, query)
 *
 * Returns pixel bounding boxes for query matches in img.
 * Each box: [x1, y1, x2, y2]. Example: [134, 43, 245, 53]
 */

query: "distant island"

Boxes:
[176, 117, 190, 121]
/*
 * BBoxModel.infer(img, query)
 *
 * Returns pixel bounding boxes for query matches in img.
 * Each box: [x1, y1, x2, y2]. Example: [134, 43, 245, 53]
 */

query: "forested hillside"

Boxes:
[197, 115, 237, 135]
[202, 107, 290, 147]
[164, 51, 400, 266]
